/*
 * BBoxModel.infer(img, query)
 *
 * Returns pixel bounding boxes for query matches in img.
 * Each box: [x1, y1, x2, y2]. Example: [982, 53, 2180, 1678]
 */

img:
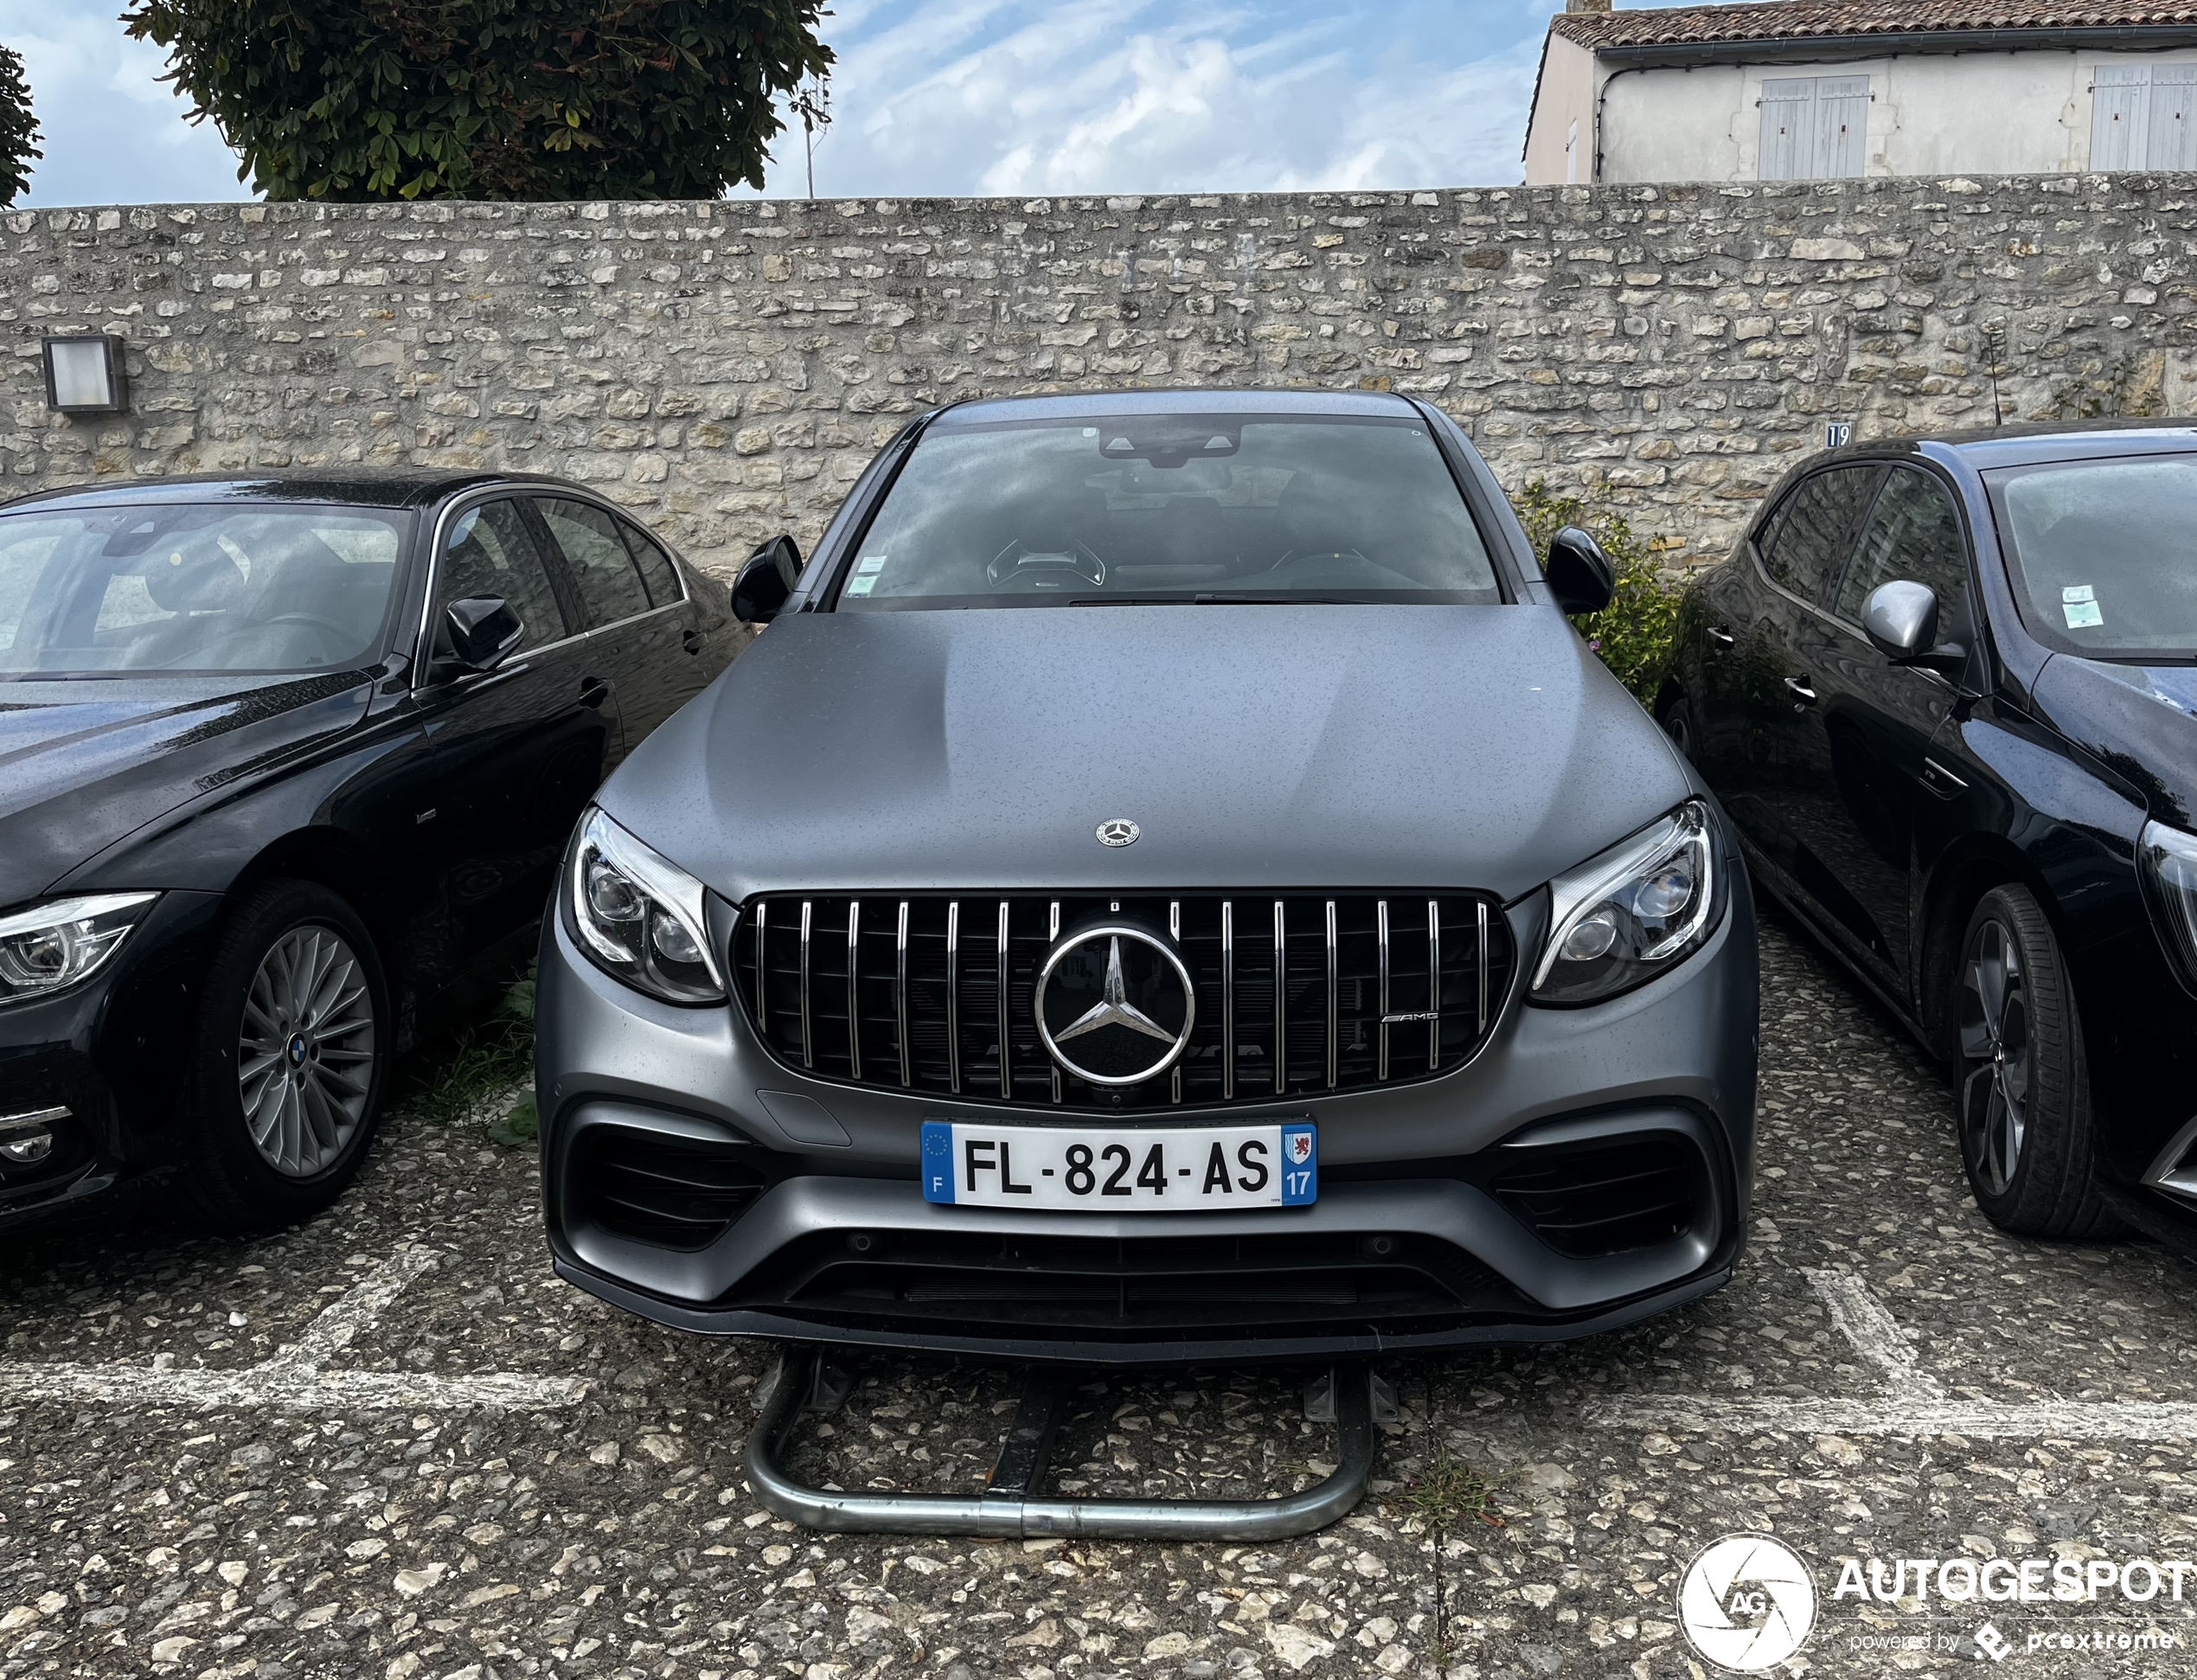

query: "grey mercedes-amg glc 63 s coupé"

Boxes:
[535, 388, 1760, 1365]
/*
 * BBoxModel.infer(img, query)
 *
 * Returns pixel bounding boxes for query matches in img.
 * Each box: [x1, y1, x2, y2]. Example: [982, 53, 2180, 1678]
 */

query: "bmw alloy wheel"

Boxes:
[1957, 915, 2029, 1197]
[237, 926, 377, 1178]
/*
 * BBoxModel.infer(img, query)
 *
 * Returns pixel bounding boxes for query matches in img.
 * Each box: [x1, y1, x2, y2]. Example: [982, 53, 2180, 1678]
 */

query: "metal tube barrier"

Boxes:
[744, 1350, 1380, 1541]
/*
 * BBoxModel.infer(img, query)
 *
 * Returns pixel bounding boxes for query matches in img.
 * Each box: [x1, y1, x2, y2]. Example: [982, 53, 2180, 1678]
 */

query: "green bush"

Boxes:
[1513, 478, 1682, 704]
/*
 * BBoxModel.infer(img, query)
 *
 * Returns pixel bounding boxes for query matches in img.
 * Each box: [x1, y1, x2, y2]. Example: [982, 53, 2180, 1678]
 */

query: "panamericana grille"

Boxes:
[731, 893, 1514, 1112]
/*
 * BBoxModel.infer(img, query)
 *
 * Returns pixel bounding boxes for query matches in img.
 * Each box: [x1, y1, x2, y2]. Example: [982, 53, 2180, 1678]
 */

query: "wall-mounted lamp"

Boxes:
[42, 334, 129, 415]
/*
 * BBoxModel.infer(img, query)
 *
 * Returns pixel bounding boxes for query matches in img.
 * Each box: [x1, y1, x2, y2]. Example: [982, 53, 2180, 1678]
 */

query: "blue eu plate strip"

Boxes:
[920, 1120, 955, 1204]
[1279, 1123, 1317, 1205]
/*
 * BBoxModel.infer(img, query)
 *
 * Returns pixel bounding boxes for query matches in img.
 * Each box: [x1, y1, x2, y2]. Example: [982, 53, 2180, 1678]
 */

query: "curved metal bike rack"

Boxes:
[745, 1350, 1380, 1541]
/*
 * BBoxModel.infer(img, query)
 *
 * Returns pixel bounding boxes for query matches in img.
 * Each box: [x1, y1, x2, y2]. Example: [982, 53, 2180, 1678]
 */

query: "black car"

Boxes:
[1661, 421, 2197, 1249]
[0, 471, 741, 1234]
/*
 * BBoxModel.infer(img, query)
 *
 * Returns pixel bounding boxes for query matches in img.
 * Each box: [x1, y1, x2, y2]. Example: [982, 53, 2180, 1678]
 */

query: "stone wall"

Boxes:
[4, 176, 2194, 577]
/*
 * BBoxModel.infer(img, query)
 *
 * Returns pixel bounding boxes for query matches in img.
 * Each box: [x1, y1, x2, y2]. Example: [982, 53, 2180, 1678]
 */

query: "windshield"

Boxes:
[837, 413, 1501, 608]
[1990, 456, 2197, 661]
[0, 503, 410, 677]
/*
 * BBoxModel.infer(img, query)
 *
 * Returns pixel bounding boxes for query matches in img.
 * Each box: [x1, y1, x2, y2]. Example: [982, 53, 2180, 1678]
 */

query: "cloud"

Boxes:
[0, 0, 246, 207]
[763, 0, 1558, 199]
[0, 0, 1560, 208]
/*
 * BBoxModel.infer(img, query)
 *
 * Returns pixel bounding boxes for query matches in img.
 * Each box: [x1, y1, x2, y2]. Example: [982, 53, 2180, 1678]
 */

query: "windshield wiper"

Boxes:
[1068, 593, 1363, 607]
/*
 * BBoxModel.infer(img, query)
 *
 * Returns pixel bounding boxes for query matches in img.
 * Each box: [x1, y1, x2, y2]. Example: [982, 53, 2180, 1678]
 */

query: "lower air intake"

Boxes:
[574, 1128, 769, 1252]
[1489, 1133, 1700, 1259]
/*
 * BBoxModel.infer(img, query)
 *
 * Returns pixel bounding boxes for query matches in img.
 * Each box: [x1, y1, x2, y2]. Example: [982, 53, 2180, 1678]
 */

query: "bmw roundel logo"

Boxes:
[1036, 924, 1195, 1087]
[1096, 818, 1140, 848]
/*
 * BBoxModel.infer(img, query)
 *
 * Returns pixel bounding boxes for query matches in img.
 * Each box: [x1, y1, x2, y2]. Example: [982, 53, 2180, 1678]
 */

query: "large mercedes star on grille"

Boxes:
[535, 389, 1760, 1363]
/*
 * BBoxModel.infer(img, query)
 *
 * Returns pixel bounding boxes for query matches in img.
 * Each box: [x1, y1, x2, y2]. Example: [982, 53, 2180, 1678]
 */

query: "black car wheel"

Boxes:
[1952, 885, 2119, 1239]
[183, 880, 391, 1230]
[1660, 696, 1699, 764]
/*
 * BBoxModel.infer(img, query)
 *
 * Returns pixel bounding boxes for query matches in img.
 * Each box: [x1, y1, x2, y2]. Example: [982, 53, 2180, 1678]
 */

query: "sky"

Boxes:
[0, 0, 1568, 208]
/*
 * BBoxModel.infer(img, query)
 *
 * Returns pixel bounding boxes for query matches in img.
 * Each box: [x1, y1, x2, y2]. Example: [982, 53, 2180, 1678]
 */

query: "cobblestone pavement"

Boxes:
[1, 907, 2193, 1680]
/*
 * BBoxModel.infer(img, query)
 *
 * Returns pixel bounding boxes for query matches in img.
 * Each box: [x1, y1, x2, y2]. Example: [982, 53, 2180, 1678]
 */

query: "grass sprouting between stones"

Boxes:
[1400, 1445, 1502, 1537]
[406, 969, 539, 1146]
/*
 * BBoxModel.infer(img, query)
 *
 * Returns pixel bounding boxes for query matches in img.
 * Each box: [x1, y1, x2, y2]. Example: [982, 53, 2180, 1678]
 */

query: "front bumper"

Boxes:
[0, 891, 223, 1233]
[537, 876, 1759, 1365]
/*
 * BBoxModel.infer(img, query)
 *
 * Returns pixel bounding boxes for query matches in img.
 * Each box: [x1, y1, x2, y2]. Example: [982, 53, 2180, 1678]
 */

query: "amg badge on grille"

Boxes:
[1095, 818, 1140, 848]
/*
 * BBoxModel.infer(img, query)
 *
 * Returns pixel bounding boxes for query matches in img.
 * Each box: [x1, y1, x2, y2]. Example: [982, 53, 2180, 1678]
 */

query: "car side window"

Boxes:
[618, 521, 684, 608]
[439, 499, 567, 652]
[1835, 467, 1970, 633]
[533, 498, 653, 628]
[1756, 466, 1882, 606]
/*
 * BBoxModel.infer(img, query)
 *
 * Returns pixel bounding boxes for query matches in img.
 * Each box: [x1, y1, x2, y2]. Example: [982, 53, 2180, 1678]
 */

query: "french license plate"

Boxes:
[921, 1120, 1316, 1211]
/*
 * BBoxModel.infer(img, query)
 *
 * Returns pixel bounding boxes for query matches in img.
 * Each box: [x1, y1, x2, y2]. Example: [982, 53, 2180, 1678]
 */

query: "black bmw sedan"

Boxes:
[0, 472, 740, 1234]
[1661, 422, 2197, 1250]
[535, 388, 1760, 1367]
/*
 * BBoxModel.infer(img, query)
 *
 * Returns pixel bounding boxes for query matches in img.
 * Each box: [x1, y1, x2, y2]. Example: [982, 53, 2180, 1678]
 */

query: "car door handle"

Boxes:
[579, 676, 610, 710]
[1784, 676, 1818, 706]
[682, 629, 704, 656]
[1708, 625, 1736, 651]
[1921, 756, 1969, 797]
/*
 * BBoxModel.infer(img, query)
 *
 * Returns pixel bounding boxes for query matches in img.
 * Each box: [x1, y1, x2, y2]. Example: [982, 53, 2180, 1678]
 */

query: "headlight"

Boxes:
[0, 892, 160, 1000]
[1532, 801, 1721, 1005]
[566, 807, 725, 1005]
[2140, 818, 2197, 992]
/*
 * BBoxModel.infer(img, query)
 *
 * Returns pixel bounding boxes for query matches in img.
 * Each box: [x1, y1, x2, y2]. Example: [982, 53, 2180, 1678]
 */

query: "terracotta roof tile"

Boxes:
[1553, 2, 2197, 51]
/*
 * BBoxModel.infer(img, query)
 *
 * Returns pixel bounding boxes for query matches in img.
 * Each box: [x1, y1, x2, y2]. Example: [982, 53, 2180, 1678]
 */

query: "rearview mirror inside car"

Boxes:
[1545, 527, 1617, 616]
[440, 595, 523, 672]
[1863, 580, 1968, 675]
[732, 535, 803, 624]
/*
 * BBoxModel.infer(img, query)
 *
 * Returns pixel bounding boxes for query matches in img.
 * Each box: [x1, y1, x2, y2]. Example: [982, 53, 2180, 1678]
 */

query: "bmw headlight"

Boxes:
[566, 807, 725, 1005]
[2139, 818, 2197, 993]
[1532, 802, 1721, 1005]
[0, 892, 159, 1000]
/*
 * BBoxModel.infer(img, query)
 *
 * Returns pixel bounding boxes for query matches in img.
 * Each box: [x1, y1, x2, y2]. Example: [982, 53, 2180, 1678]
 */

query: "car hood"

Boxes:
[2032, 655, 2197, 829]
[0, 673, 376, 906]
[600, 606, 1693, 904]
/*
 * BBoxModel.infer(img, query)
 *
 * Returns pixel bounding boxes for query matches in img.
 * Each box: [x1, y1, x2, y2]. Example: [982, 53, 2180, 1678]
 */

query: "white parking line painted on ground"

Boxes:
[0, 1247, 588, 1413]
[1804, 1266, 1945, 1399]
[1585, 1267, 2197, 1440]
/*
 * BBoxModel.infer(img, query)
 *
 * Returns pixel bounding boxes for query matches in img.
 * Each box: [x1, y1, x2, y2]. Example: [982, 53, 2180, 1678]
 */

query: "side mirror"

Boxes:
[1545, 526, 1617, 616]
[1862, 580, 1968, 675]
[731, 534, 802, 624]
[440, 595, 523, 672]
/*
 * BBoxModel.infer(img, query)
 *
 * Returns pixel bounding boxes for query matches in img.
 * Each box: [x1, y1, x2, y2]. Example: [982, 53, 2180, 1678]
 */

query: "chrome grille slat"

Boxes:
[1324, 898, 1339, 1092]
[1220, 900, 1235, 1102]
[845, 901, 862, 1082]
[1048, 900, 1062, 1105]
[945, 900, 961, 1095]
[798, 899, 814, 1069]
[1376, 899, 1390, 1082]
[735, 890, 1512, 1113]
[895, 900, 911, 1088]
[754, 901, 768, 1038]
[1170, 899, 1182, 1105]
[996, 900, 1011, 1101]
[1477, 900, 1489, 1037]
[1428, 899, 1441, 1071]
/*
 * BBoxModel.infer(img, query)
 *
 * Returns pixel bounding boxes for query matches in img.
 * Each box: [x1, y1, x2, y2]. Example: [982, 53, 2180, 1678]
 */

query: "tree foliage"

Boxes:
[0, 45, 42, 208]
[122, 1, 832, 202]
[1514, 478, 1683, 703]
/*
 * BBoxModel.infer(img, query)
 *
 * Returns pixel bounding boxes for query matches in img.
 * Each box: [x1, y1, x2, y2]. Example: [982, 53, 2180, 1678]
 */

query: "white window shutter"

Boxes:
[1817, 75, 1870, 177]
[2148, 64, 2197, 169]
[2093, 65, 2151, 170]
[1761, 79, 1815, 181]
